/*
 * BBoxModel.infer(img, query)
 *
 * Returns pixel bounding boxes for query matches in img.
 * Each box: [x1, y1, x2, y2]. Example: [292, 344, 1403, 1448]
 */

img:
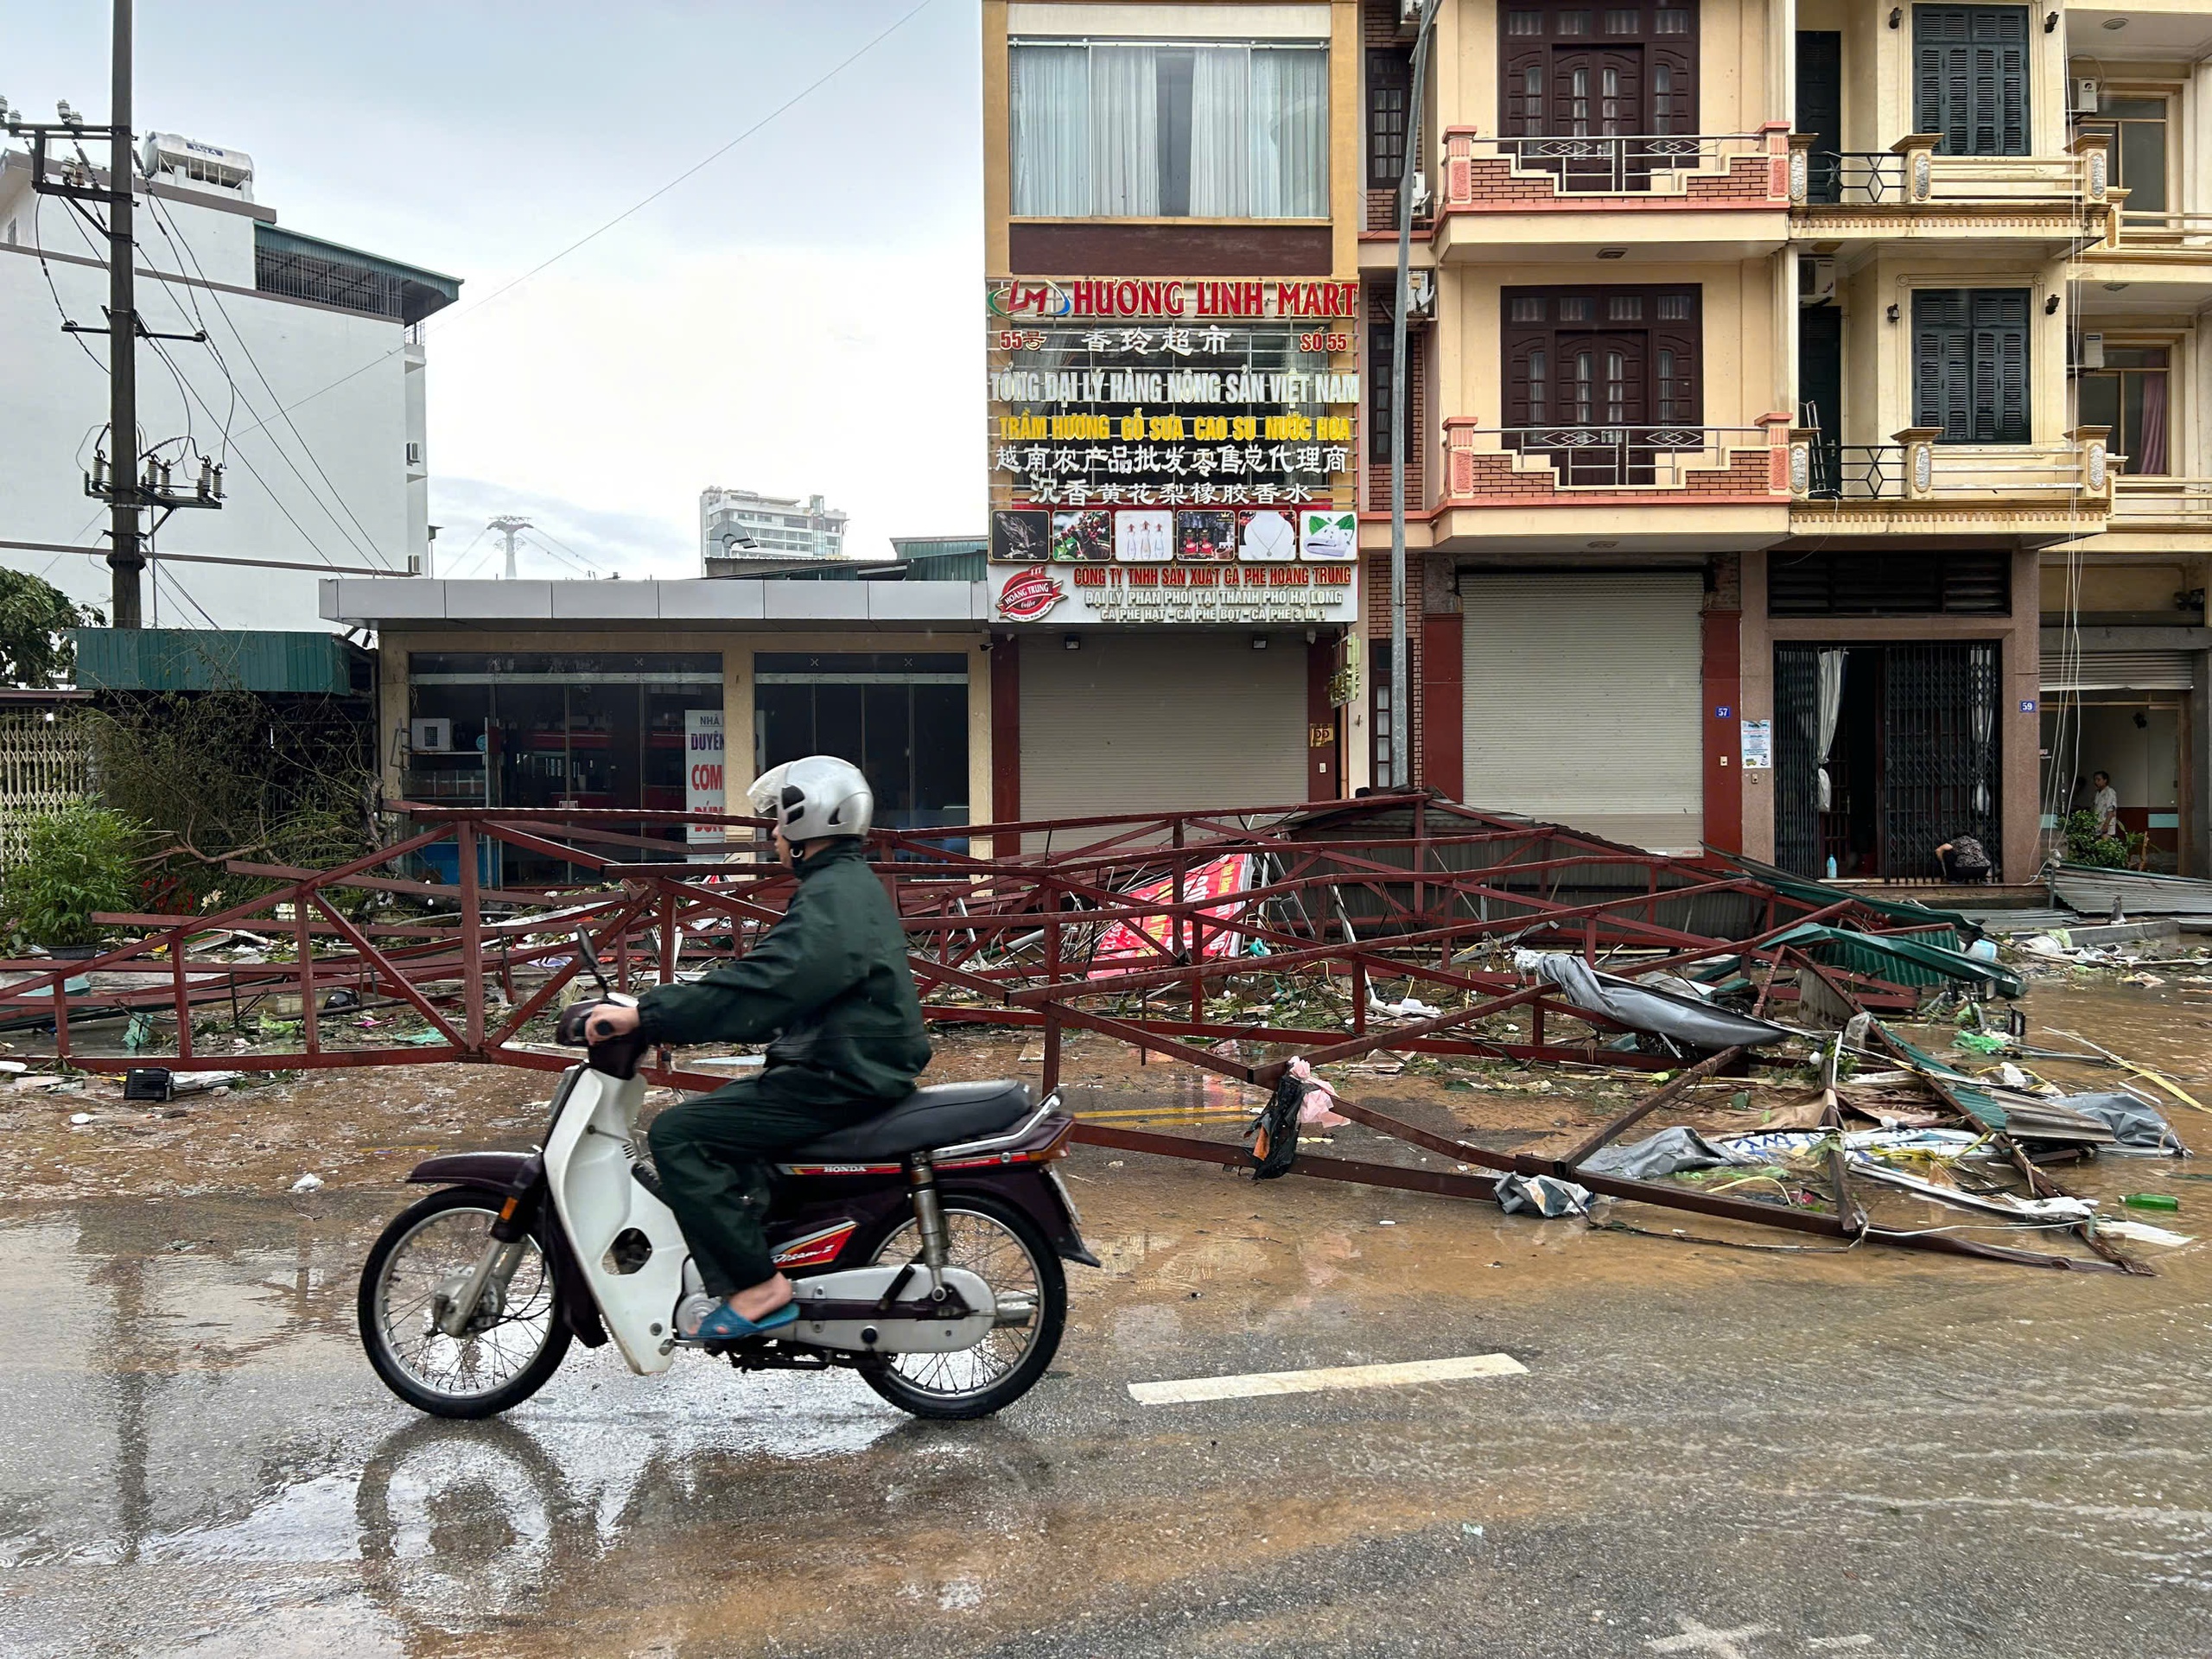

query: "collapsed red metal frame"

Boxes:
[0, 791, 2137, 1275]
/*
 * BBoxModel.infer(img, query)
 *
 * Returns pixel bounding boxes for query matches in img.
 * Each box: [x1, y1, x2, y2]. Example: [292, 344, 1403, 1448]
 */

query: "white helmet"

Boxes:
[747, 755, 874, 842]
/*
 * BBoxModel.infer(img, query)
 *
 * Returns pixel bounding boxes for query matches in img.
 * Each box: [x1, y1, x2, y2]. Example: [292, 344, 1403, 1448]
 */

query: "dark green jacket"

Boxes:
[635, 839, 929, 1103]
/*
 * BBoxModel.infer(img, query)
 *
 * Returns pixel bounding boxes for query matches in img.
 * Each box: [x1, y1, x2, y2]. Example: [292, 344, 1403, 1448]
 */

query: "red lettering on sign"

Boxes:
[1072, 567, 1108, 588]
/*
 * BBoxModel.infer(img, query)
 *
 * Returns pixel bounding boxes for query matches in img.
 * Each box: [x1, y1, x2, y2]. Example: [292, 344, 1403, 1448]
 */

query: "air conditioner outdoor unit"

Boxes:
[410, 717, 452, 753]
[2080, 332, 2106, 370]
[404, 441, 423, 466]
[1798, 255, 1838, 304]
[1398, 0, 1425, 30]
[2072, 78, 2101, 116]
[1408, 169, 1433, 218]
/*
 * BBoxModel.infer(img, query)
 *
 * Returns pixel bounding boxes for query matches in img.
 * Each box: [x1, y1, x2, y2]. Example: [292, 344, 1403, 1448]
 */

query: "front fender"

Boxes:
[406, 1150, 536, 1190]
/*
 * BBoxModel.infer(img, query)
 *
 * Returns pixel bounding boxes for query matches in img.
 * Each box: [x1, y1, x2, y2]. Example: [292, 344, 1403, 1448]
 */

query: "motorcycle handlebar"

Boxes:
[556, 998, 650, 1080]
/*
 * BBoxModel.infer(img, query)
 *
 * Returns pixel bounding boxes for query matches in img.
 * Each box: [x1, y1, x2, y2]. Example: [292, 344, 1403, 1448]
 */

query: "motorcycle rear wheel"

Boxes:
[359, 1186, 571, 1420]
[856, 1193, 1065, 1421]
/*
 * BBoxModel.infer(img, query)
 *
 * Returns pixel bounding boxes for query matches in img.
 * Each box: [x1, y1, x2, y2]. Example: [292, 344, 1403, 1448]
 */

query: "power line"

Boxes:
[31, 193, 110, 378]
[143, 194, 386, 561]
[137, 208, 237, 460]
[257, 0, 942, 424]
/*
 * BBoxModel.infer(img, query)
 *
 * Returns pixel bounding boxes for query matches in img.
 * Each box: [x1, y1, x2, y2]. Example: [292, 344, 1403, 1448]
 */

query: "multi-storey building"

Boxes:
[971, 1, 2207, 864]
[0, 130, 457, 630]
[1357, 0, 2209, 880]
[699, 488, 849, 568]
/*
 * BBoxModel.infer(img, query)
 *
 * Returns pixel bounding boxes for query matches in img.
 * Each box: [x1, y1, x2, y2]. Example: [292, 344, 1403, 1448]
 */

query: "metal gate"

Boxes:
[1774, 646, 1822, 876]
[1774, 642, 1999, 881]
[1885, 641, 1999, 882]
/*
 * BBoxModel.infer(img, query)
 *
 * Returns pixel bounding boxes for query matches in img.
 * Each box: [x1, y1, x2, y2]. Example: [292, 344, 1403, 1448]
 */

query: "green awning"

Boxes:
[70, 629, 364, 695]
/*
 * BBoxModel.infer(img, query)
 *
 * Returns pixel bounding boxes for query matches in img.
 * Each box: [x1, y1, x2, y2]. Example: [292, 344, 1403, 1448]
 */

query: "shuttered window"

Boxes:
[1768, 549, 2012, 615]
[1912, 289, 2030, 443]
[1913, 6, 2029, 157]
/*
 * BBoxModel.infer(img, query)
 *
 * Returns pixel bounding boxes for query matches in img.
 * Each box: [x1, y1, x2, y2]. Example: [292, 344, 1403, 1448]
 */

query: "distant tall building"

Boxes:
[699, 488, 848, 567]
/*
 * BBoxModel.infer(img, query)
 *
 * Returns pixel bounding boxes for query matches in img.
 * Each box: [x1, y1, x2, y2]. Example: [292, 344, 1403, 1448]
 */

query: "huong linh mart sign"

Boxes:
[989, 277, 1360, 321]
[988, 276, 1360, 513]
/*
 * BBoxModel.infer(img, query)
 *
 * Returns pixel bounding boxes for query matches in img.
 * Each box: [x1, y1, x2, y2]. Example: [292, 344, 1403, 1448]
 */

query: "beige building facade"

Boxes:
[1351, 0, 2209, 879]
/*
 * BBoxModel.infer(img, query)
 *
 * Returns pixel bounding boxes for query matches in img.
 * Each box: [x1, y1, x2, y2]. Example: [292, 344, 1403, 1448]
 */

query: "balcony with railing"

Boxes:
[1786, 426, 2113, 540]
[1787, 131, 2107, 251]
[1412, 416, 1789, 545]
[2081, 194, 2212, 299]
[2101, 474, 2212, 536]
[1424, 124, 1790, 261]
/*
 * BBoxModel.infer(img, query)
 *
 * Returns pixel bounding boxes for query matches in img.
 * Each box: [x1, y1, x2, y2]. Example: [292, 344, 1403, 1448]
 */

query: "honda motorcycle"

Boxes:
[357, 934, 1095, 1421]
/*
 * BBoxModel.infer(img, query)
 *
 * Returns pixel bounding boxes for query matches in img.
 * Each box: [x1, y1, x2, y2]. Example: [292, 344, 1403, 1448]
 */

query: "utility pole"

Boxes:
[4, 0, 218, 628]
[105, 0, 139, 626]
[1389, 0, 1440, 791]
[489, 516, 531, 580]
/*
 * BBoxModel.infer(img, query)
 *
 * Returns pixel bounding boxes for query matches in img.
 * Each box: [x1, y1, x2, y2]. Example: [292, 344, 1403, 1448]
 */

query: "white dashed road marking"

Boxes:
[1128, 1352, 1527, 1405]
[1644, 1617, 1777, 1658]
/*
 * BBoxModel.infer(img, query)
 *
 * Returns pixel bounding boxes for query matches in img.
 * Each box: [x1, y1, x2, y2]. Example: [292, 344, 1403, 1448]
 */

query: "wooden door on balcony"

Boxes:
[1501, 2, 1699, 190]
[1504, 286, 1700, 486]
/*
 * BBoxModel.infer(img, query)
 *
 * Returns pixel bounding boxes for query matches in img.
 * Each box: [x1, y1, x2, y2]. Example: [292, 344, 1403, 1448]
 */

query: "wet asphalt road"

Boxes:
[3, 1133, 2209, 1659]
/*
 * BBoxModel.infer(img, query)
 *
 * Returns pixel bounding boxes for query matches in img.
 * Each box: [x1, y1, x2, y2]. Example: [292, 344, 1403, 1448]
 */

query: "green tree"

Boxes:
[0, 804, 143, 950]
[0, 569, 102, 687]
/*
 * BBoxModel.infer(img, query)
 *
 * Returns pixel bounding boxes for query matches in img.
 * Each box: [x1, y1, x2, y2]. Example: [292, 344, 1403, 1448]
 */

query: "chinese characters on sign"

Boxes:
[986, 277, 1363, 628]
[987, 279, 1360, 511]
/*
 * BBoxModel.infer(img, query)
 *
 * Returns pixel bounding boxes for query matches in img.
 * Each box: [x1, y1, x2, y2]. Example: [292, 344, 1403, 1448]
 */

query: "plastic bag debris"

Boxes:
[289, 1173, 325, 1193]
[2058, 1092, 2185, 1156]
[1513, 950, 1793, 1051]
[1496, 1173, 1592, 1217]
[1578, 1125, 1743, 1180]
[1370, 995, 1442, 1020]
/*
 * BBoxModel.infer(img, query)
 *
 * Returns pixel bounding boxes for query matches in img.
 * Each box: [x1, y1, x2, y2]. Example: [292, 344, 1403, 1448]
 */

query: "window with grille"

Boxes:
[1368, 50, 1411, 188]
[1502, 285, 1702, 430]
[1369, 325, 1395, 465]
[1913, 6, 2029, 157]
[1912, 289, 2030, 443]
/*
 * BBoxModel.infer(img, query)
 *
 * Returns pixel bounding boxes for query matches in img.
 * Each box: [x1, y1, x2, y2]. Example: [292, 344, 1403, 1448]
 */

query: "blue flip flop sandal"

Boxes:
[678, 1300, 799, 1345]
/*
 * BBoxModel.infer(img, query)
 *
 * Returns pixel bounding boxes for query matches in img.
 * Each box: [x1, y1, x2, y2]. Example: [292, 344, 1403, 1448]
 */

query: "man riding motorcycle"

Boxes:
[584, 755, 929, 1344]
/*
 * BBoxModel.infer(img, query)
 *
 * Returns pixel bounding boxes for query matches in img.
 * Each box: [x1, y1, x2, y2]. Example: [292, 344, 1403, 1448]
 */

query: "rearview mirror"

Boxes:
[573, 926, 611, 994]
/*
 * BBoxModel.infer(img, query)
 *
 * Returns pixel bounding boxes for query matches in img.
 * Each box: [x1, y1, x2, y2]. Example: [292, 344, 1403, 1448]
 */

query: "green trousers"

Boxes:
[645, 1072, 886, 1298]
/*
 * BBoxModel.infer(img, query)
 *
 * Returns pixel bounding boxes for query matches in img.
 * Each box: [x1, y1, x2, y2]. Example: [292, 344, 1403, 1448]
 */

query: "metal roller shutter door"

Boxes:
[2041, 651, 2196, 692]
[1461, 572, 1705, 852]
[1020, 633, 1306, 822]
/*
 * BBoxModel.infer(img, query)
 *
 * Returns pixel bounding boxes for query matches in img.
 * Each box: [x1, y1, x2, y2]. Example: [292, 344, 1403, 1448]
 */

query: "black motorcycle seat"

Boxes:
[787, 1081, 1035, 1163]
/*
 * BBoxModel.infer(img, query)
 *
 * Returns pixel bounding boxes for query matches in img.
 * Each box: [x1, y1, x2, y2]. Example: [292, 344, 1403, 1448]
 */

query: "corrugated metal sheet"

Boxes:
[2048, 862, 2212, 918]
[70, 629, 359, 694]
[2041, 650, 2197, 691]
[1461, 573, 1705, 854]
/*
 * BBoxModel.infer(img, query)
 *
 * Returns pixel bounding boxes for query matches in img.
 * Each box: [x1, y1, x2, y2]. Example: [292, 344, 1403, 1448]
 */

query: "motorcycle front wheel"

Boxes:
[856, 1192, 1065, 1421]
[359, 1186, 571, 1420]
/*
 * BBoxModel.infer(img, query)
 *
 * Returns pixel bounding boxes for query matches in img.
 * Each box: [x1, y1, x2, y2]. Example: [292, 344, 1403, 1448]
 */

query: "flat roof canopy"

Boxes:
[320, 577, 992, 630]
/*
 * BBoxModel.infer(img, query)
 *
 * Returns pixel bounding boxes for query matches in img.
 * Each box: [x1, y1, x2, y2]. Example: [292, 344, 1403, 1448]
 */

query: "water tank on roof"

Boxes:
[139, 132, 254, 199]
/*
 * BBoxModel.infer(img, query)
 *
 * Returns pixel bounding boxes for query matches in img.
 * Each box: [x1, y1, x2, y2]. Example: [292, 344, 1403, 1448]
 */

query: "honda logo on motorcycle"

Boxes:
[995, 568, 1065, 621]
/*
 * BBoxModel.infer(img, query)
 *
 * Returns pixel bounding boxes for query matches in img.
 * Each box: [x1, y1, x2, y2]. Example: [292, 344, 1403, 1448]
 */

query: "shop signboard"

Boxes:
[684, 709, 726, 845]
[987, 277, 1360, 626]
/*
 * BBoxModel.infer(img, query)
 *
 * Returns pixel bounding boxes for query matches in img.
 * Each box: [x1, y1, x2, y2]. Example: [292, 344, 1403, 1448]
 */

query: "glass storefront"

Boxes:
[754, 652, 970, 839]
[404, 652, 723, 879]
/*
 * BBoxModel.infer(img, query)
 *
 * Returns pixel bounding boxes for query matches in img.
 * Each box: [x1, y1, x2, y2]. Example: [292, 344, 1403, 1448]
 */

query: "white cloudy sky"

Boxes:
[6, 0, 984, 588]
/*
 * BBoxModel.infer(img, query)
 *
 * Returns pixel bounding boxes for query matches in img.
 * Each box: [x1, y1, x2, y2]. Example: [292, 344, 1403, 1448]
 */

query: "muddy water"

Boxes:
[3, 982, 2210, 1655]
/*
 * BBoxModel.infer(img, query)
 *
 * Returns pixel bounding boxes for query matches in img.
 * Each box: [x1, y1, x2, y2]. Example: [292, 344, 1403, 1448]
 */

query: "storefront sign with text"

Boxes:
[992, 561, 1357, 626]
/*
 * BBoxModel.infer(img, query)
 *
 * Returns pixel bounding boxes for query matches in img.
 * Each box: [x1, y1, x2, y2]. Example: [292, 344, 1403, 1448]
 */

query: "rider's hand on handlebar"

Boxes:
[585, 1002, 642, 1044]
